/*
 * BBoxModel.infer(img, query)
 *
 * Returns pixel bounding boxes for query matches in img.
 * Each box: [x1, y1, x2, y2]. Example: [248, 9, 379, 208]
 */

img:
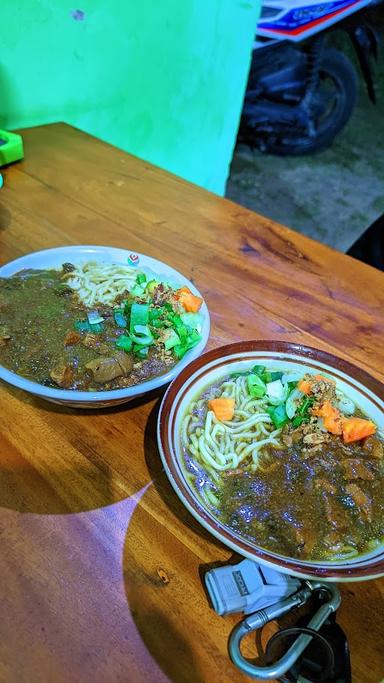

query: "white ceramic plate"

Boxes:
[0, 246, 210, 408]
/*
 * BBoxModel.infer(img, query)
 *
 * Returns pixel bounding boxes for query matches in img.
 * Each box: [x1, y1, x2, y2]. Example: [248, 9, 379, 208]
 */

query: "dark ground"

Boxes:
[226, 14, 384, 252]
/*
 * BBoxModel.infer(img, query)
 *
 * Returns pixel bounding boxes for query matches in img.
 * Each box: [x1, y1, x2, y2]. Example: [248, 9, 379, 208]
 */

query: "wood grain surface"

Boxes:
[0, 124, 383, 683]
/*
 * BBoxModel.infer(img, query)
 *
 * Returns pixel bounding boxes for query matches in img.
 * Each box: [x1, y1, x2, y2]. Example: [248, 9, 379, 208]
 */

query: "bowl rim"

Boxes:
[0, 245, 210, 402]
[157, 340, 384, 581]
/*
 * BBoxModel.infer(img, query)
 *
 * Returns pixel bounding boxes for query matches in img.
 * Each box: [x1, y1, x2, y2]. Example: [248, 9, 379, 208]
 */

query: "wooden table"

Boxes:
[0, 123, 383, 683]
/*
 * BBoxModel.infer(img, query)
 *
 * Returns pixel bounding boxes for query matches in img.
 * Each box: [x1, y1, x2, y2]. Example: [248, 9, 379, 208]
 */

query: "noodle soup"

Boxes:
[181, 366, 384, 561]
[0, 260, 205, 392]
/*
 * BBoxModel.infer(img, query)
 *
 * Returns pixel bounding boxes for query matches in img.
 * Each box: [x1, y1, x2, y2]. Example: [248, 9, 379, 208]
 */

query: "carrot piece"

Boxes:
[208, 398, 235, 422]
[298, 379, 312, 394]
[176, 286, 203, 313]
[342, 417, 376, 444]
[314, 400, 342, 435]
[298, 374, 335, 395]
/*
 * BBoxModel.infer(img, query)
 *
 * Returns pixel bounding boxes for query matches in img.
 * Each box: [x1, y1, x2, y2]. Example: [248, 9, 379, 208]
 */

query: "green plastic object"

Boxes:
[0, 129, 24, 166]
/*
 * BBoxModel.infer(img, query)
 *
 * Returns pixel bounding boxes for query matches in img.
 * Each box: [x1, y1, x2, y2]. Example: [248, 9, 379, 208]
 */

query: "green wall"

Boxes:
[1, 1, 260, 194]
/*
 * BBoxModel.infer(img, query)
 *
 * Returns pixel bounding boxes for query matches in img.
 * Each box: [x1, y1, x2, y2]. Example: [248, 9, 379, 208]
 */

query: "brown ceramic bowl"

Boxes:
[157, 341, 384, 581]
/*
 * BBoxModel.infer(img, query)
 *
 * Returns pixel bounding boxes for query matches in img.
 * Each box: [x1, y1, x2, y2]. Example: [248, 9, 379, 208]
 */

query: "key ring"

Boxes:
[228, 582, 341, 680]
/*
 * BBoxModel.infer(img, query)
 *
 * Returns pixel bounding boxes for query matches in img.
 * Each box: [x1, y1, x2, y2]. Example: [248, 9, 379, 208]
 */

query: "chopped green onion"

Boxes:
[130, 323, 154, 346]
[74, 320, 104, 333]
[285, 387, 305, 419]
[133, 324, 151, 336]
[163, 329, 181, 350]
[136, 273, 147, 285]
[74, 320, 90, 332]
[130, 303, 149, 332]
[297, 396, 315, 416]
[131, 332, 154, 346]
[251, 365, 272, 383]
[114, 309, 127, 328]
[149, 307, 162, 321]
[180, 312, 201, 331]
[115, 335, 133, 352]
[267, 404, 289, 429]
[247, 374, 266, 398]
[170, 316, 189, 343]
[87, 310, 104, 325]
[133, 344, 149, 357]
[292, 414, 310, 428]
[290, 396, 314, 426]
[270, 371, 283, 381]
[131, 284, 146, 297]
[173, 330, 201, 359]
[146, 279, 158, 295]
[252, 365, 266, 377]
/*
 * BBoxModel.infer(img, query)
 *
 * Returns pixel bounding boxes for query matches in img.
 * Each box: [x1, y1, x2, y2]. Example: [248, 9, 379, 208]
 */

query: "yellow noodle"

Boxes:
[190, 433, 199, 450]
[182, 414, 192, 445]
[197, 435, 230, 471]
[63, 261, 140, 306]
[205, 489, 220, 506]
[183, 376, 282, 478]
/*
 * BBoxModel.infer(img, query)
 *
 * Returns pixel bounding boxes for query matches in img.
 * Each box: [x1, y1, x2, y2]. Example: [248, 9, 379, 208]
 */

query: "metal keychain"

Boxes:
[205, 559, 341, 680]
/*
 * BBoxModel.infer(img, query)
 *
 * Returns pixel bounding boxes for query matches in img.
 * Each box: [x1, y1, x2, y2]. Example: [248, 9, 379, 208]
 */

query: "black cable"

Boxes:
[265, 626, 335, 682]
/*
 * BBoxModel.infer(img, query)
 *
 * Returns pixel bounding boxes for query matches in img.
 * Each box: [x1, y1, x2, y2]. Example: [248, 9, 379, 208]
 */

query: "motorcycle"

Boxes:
[239, 0, 382, 154]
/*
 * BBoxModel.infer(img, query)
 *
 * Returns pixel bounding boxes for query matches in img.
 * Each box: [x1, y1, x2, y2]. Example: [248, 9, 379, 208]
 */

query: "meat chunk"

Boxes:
[345, 483, 372, 522]
[85, 351, 133, 384]
[115, 351, 133, 374]
[0, 334, 11, 347]
[50, 361, 74, 388]
[303, 432, 331, 446]
[315, 478, 336, 495]
[81, 334, 109, 355]
[341, 459, 374, 481]
[63, 330, 82, 346]
[302, 431, 331, 455]
[363, 436, 383, 460]
[314, 479, 347, 529]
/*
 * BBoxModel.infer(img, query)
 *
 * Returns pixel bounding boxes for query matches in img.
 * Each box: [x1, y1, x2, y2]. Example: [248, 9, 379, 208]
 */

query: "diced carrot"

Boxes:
[298, 379, 312, 394]
[313, 400, 342, 435]
[208, 398, 235, 422]
[175, 286, 203, 313]
[342, 417, 376, 444]
[298, 374, 335, 395]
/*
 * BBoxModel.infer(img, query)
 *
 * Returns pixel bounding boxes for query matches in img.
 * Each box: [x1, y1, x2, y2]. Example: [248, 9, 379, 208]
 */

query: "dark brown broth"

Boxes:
[0, 269, 175, 391]
[217, 434, 384, 560]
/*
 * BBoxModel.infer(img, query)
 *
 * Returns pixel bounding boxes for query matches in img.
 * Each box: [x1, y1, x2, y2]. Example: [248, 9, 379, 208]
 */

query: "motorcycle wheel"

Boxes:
[253, 48, 358, 156]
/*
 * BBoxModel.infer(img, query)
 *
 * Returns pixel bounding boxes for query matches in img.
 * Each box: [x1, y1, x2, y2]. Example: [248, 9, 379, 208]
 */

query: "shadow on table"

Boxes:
[122, 399, 236, 682]
[142, 398, 226, 553]
[0, 383, 165, 514]
[126, 603, 206, 683]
